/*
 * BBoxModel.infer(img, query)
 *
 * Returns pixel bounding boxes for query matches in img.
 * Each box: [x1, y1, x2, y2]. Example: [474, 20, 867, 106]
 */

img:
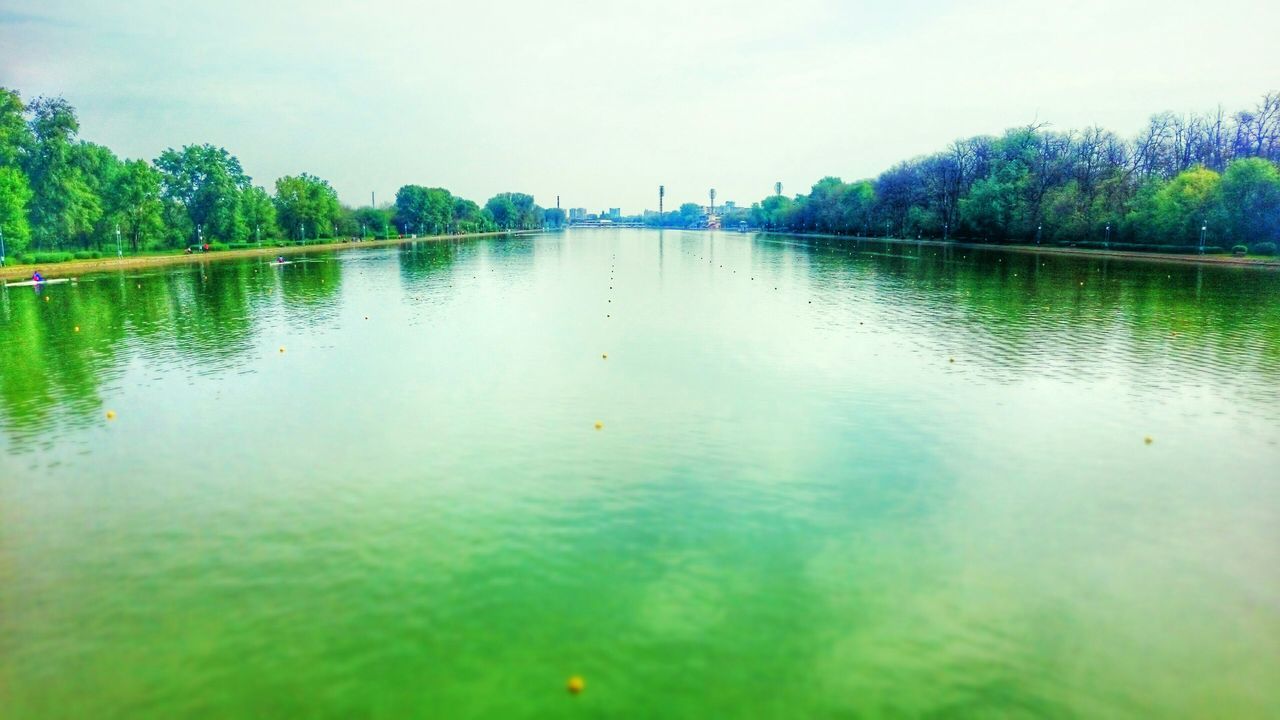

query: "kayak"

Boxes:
[4, 278, 74, 288]
[271, 261, 293, 266]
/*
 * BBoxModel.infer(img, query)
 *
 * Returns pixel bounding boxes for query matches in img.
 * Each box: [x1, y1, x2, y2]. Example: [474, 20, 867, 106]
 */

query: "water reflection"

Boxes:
[2, 234, 1279, 449]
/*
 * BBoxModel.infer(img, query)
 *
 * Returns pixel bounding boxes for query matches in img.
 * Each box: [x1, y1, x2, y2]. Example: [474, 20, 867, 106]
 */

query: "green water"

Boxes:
[2, 230, 1279, 718]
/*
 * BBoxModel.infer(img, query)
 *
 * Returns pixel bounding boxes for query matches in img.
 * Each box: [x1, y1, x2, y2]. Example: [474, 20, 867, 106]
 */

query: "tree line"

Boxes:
[0, 88, 552, 262]
[715, 92, 1278, 253]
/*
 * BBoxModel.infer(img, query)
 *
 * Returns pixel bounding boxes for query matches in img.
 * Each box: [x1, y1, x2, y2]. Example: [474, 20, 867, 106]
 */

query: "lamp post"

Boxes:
[115, 223, 122, 258]
[1036, 224, 1042, 246]
[943, 222, 949, 242]
[255, 225, 261, 246]
[197, 224, 203, 248]
[1104, 223, 1111, 249]
[0, 224, 5, 267]
[299, 223, 304, 243]
[1199, 222, 1207, 254]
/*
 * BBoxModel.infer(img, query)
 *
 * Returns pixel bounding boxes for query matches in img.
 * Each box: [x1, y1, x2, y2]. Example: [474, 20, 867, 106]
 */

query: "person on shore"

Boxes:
[31, 270, 43, 283]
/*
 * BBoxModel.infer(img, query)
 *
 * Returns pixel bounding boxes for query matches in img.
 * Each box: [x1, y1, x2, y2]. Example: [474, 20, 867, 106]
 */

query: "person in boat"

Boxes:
[277, 256, 285, 264]
[31, 270, 43, 283]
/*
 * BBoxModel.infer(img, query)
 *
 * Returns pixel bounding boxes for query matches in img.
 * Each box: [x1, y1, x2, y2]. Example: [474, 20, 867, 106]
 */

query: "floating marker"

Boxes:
[949, 357, 955, 363]
[74, 326, 80, 332]
[279, 346, 286, 353]
[106, 410, 117, 420]
[567, 676, 585, 695]
[602, 353, 608, 359]
[1144, 436, 1154, 445]
[594, 421, 603, 430]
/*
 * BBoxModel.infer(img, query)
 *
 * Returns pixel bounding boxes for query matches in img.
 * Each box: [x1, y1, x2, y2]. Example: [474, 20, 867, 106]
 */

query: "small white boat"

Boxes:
[4, 278, 75, 288]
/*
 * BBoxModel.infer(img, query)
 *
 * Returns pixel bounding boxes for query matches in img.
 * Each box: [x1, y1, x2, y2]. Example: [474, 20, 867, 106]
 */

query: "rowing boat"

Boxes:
[4, 278, 75, 288]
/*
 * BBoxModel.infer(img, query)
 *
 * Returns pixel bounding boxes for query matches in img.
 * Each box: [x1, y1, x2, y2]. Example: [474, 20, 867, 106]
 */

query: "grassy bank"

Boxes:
[0, 231, 537, 283]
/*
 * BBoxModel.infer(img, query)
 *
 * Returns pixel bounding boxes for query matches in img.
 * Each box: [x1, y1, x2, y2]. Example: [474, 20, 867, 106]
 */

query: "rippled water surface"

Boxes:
[2, 230, 1279, 718]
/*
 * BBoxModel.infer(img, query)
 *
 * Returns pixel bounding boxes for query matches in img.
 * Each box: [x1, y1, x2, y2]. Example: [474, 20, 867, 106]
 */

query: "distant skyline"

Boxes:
[2, 0, 1278, 212]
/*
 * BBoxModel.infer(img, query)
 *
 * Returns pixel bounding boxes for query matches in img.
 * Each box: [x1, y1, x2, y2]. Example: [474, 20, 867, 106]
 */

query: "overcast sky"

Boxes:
[2, 0, 1277, 213]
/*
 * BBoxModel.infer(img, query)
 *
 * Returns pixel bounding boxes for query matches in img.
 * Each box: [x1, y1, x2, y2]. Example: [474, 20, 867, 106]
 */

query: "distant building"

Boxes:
[608, 208, 621, 220]
[569, 208, 587, 221]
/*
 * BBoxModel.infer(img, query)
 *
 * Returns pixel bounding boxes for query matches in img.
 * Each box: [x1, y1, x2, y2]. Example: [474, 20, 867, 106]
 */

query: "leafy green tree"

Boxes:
[483, 193, 517, 229]
[1126, 166, 1220, 245]
[485, 193, 542, 230]
[395, 185, 449, 234]
[752, 195, 794, 230]
[241, 185, 278, 242]
[23, 96, 100, 249]
[155, 144, 252, 244]
[105, 159, 164, 252]
[1213, 158, 1280, 246]
[452, 198, 494, 233]
[274, 173, 340, 240]
[0, 166, 33, 257]
[678, 202, 702, 227]
[72, 141, 122, 250]
[352, 206, 393, 238]
[0, 87, 32, 168]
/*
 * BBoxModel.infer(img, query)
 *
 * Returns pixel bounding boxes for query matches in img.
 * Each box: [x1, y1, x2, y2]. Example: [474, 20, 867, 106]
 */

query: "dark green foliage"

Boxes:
[751, 92, 1280, 250]
[1250, 242, 1277, 256]
[17, 251, 75, 264]
[275, 174, 340, 240]
[484, 193, 542, 230]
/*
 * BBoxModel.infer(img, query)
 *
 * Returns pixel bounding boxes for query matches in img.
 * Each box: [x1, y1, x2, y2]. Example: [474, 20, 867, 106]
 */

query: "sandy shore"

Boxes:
[0, 231, 536, 283]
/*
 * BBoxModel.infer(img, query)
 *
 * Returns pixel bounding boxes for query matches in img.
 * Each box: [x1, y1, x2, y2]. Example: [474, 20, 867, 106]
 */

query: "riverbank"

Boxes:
[0, 231, 538, 283]
[754, 231, 1280, 269]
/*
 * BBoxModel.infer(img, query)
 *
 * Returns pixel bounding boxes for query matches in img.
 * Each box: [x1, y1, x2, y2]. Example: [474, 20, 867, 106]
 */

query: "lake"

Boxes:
[2, 229, 1278, 718]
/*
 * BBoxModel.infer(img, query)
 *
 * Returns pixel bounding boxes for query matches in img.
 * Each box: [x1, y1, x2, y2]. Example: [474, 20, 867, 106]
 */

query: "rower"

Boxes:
[31, 270, 43, 283]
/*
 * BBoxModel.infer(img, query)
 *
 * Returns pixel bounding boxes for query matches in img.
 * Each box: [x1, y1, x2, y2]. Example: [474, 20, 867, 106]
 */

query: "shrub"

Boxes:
[208, 242, 229, 252]
[26, 251, 75, 264]
[73, 250, 104, 260]
[1231, 244, 1249, 255]
[1249, 241, 1277, 256]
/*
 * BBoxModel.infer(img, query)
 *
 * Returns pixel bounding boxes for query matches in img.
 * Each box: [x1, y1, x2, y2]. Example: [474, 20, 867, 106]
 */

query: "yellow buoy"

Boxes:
[106, 410, 117, 420]
[594, 421, 603, 430]
[74, 326, 80, 332]
[602, 353, 608, 359]
[567, 676, 585, 695]
[279, 346, 286, 353]
[949, 357, 955, 363]
[1144, 436, 1153, 445]
[44, 296, 50, 302]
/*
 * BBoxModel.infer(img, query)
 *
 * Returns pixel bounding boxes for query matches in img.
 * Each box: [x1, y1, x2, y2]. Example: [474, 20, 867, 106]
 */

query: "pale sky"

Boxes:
[2, 0, 1277, 213]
